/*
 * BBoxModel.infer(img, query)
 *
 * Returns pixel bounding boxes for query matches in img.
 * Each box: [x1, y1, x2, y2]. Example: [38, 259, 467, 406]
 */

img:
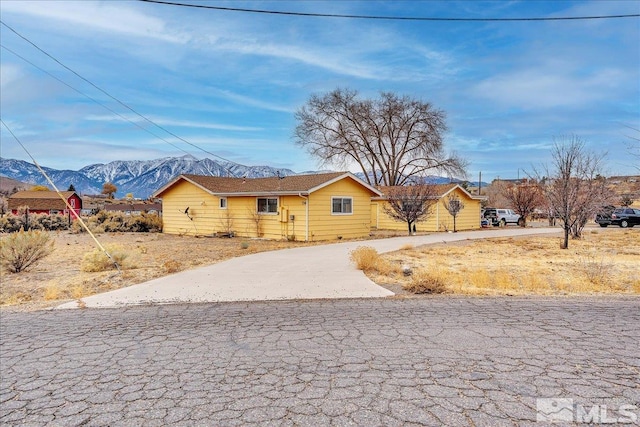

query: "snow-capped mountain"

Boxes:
[0, 155, 299, 199]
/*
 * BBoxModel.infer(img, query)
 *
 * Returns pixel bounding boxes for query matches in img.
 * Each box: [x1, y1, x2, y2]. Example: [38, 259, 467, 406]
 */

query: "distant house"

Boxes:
[152, 172, 382, 241]
[103, 203, 162, 216]
[8, 191, 82, 219]
[372, 184, 484, 232]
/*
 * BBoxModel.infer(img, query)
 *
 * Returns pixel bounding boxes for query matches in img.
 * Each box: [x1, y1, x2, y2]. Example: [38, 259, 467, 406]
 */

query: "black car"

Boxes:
[610, 208, 640, 228]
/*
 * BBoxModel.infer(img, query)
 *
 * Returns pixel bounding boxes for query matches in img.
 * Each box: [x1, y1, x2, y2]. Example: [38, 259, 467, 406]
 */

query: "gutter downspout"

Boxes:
[298, 193, 309, 241]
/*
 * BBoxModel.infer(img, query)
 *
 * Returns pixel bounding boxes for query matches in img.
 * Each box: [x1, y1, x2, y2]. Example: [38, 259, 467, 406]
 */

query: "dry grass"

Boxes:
[366, 228, 640, 296]
[3, 227, 638, 311]
[0, 232, 316, 310]
[350, 246, 401, 276]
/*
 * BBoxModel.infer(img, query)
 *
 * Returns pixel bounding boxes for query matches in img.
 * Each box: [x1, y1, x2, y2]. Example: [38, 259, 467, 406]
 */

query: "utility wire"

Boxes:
[1, 43, 193, 158]
[0, 20, 243, 177]
[138, 0, 640, 22]
[1, 118, 122, 274]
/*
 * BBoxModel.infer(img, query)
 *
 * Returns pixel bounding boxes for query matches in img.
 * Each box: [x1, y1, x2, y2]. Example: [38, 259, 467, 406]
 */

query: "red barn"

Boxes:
[8, 191, 82, 219]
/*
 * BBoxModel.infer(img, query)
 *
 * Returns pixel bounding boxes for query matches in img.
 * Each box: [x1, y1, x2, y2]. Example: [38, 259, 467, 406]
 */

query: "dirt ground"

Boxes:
[1, 225, 638, 311]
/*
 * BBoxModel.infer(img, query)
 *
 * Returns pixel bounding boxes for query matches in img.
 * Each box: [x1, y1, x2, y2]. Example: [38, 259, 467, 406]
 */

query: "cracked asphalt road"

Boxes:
[1, 297, 639, 426]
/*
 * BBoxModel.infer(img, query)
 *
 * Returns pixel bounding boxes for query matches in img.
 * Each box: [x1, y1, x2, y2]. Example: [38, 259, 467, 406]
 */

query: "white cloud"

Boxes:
[0, 63, 22, 89]
[85, 115, 263, 132]
[472, 67, 627, 109]
[1, 0, 189, 44]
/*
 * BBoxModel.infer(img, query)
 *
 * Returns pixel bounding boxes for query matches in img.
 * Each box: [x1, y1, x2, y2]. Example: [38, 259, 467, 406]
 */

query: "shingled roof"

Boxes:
[153, 172, 382, 197]
[8, 191, 78, 210]
[374, 183, 484, 200]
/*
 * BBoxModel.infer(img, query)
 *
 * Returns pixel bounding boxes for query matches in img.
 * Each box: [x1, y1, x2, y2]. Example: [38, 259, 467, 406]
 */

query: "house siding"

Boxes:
[159, 180, 216, 235]
[307, 178, 373, 240]
[157, 174, 378, 240]
[374, 187, 482, 232]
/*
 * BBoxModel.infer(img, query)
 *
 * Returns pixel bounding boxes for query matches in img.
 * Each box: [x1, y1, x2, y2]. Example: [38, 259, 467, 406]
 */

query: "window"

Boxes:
[257, 197, 278, 214]
[219, 197, 227, 209]
[332, 197, 353, 215]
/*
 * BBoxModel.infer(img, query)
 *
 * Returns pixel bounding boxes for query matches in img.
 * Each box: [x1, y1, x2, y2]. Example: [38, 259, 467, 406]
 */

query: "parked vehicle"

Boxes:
[595, 205, 616, 227]
[610, 208, 640, 228]
[483, 208, 522, 226]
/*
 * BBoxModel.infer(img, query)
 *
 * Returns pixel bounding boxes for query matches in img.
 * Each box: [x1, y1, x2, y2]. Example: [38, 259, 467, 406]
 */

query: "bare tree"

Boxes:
[484, 180, 511, 208]
[442, 194, 465, 232]
[295, 88, 467, 186]
[538, 136, 615, 249]
[382, 184, 440, 235]
[219, 210, 234, 236]
[620, 194, 634, 207]
[248, 208, 263, 237]
[502, 180, 544, 227]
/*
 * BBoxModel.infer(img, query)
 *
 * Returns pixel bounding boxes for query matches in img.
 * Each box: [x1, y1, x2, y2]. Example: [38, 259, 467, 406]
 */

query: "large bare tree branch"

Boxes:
[294, 89, 467, 186]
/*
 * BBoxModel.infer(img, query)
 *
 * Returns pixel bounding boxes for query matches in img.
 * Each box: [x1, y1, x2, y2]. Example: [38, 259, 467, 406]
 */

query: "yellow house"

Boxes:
[152, 172, 382, 241]
[371, 184, 484, 232]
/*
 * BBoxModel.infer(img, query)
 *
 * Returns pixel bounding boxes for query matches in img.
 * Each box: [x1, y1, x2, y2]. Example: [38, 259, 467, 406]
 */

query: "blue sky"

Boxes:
[1, 0, 638, 182]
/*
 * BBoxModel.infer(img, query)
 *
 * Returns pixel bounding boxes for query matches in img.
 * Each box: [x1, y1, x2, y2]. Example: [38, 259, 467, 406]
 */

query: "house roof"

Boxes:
[374, 183, 485, 201]
[153, 172, 383, 197]
[7, 191, 79, 210]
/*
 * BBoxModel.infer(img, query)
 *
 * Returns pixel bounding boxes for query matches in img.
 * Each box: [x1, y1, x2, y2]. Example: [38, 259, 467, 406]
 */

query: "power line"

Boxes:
[0, 20, 243, 177]
[138, 0, 640, 22]
[1, 118, 122, 273]
[1, 43, 193, 158]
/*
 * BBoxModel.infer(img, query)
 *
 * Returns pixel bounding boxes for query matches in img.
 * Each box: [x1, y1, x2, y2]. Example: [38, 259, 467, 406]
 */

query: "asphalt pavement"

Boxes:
[57, 227, 561, 309]
[2, 297, 638, 426]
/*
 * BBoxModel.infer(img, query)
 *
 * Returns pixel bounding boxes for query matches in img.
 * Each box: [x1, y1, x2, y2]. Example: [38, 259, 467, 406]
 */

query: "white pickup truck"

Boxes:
[483, 208, 522, 226]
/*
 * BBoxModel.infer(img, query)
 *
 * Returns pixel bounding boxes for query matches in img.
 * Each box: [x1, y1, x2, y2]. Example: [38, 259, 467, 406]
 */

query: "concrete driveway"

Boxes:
[57, 227, 561, 309]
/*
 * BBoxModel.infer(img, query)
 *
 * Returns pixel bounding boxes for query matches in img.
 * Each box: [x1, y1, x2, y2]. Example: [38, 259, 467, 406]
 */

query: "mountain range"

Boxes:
[0, 155, 476, 199]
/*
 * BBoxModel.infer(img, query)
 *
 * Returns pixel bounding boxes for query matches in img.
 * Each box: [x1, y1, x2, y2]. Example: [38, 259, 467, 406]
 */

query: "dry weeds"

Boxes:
[0, 232, 314, 310]
[366, 228, 639, 296]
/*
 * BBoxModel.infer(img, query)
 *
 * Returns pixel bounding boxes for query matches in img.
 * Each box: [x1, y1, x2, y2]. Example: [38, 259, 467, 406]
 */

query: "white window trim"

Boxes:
[257, 197, 279, 215]
[219, 197, 227, 209]
[331, 196, 353, 215]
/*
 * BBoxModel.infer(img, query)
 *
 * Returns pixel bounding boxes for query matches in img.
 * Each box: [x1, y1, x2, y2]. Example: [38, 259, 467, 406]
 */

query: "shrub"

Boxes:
[241, 241, 250, 249]
[403, 269, 447, 294]
[81, 244, 129, 272]
[125, 212, 163, 232]
[0, 214, 23, 233]
[70, 211, 162, 234]
[0, 229, 54, 273]
[579, 250, 613, 286]
[349, 246, 380, 272]
[163, 260, 182, 273]
[32, 213, 70, 231]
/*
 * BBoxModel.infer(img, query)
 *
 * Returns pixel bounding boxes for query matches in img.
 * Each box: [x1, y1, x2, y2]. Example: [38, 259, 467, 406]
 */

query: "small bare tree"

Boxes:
[502, 180, 544, 227]
[248, 208, 263, 237]
[219, 210, 234, 236]
[442, 194, 464, 232]
[537, 136, 615, 249]
[382, 184, 440, 235]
